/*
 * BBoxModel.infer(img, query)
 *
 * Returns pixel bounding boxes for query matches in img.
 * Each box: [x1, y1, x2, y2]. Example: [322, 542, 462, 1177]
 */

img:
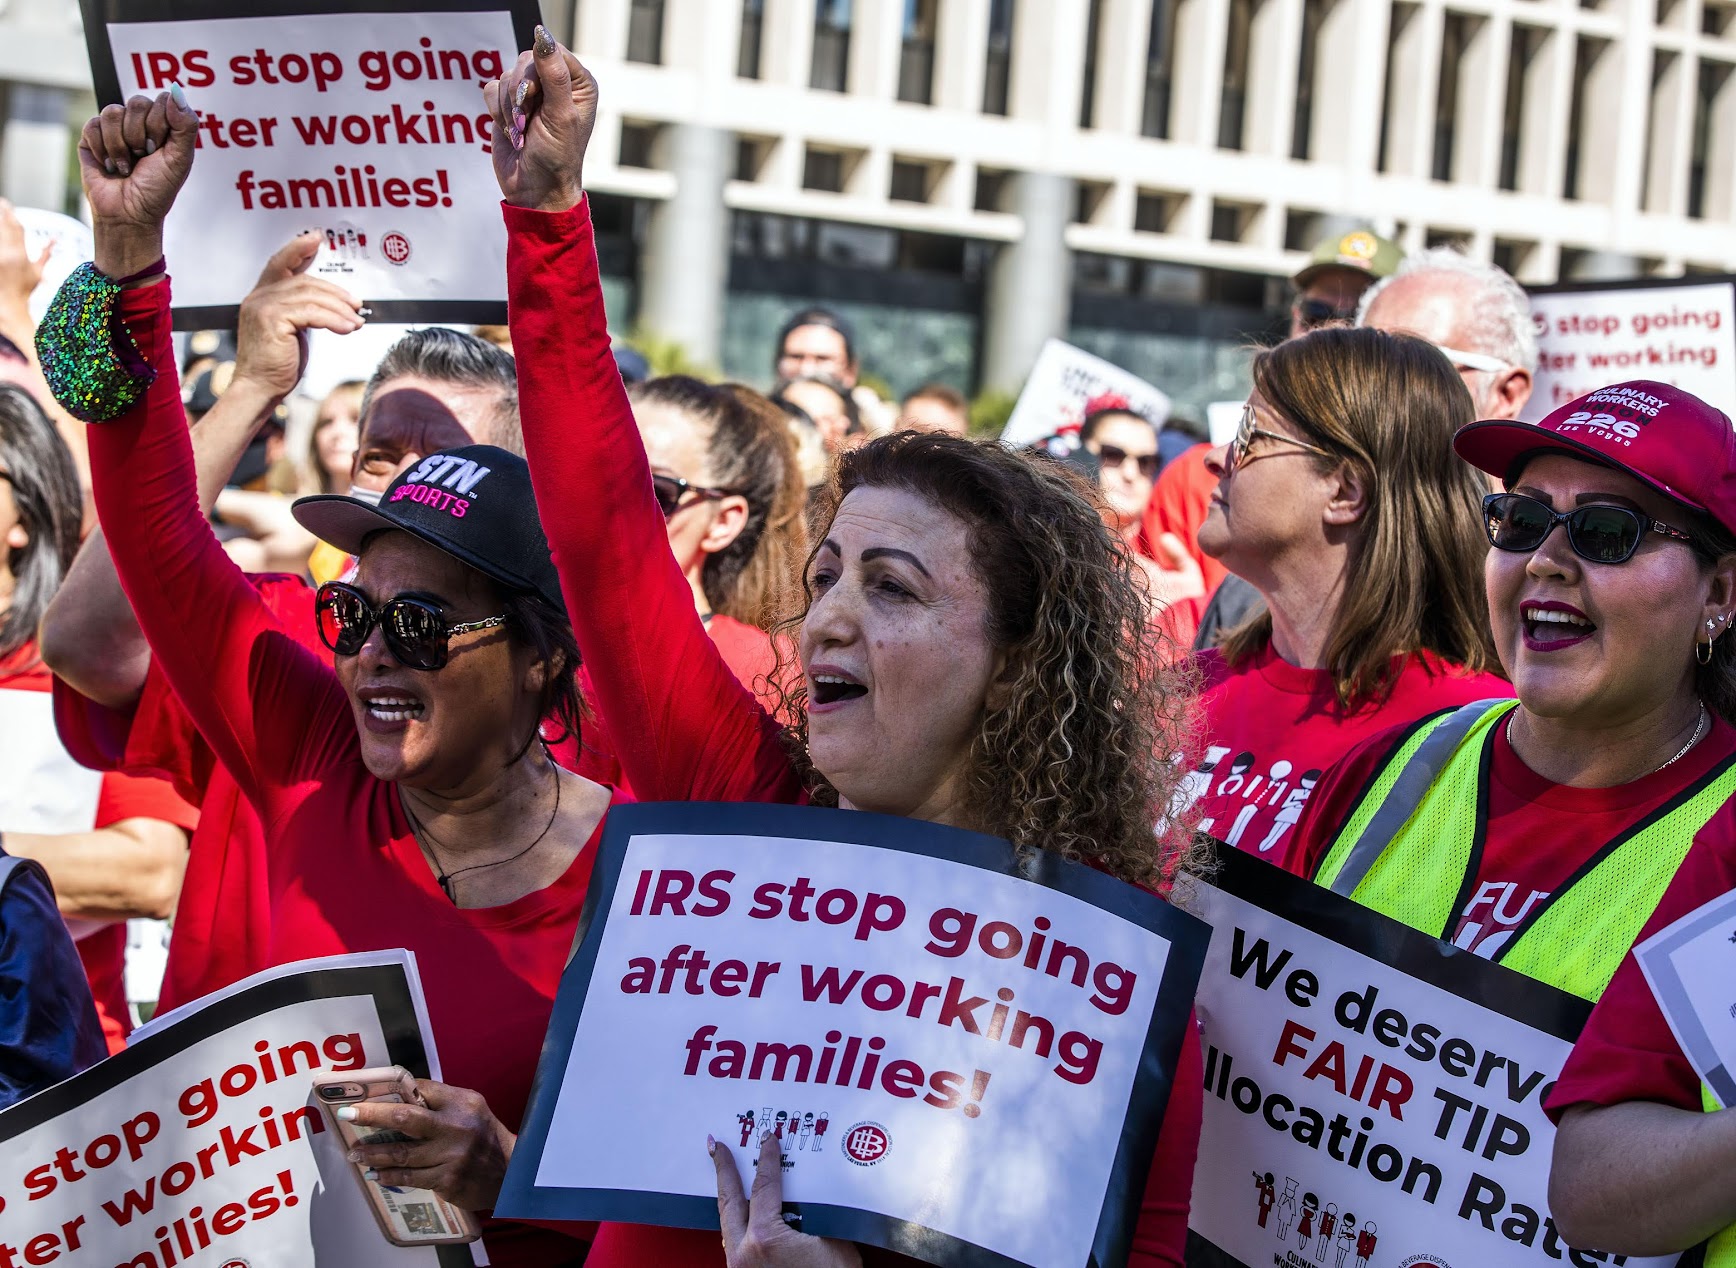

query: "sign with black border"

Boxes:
[500, 801, 1209, 1268]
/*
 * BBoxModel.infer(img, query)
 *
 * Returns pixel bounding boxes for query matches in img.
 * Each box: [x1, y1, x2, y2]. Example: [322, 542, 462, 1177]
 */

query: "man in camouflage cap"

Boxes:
[1288, 228, 1403, 339]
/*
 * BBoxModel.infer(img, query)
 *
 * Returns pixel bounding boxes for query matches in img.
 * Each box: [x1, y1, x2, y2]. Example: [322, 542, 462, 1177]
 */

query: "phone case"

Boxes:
[313, 1065, 480, 1246]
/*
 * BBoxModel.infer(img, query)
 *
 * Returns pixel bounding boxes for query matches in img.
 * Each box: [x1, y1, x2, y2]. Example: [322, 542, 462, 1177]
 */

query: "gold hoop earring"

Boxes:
[1698, 638, 1714, 666]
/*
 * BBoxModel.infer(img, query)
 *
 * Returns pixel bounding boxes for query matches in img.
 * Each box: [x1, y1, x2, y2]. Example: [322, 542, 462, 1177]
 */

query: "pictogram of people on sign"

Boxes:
[1253, 1171, 1276, 1227]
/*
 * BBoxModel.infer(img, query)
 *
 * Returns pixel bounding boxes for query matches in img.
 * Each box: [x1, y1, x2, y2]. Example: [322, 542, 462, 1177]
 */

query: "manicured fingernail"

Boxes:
[144, 138, 156, 155]
[336, 1106, 357, 1121]
[103, 159, 115, 174]
[707, 1134, 716, 1156]
[362, 1169, 379, 1182]
[169, 81, 189, 109]
[346, 1150, 360, 1163]
[116, 159, 129, 175]
[515, 80, 529, 108]
[534, 24, 555, 56]
[357, 306, 373, 319]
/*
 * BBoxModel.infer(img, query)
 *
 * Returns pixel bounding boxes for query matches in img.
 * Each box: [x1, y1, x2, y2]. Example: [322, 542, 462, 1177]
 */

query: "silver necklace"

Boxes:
[1651, 703, 1709, 775]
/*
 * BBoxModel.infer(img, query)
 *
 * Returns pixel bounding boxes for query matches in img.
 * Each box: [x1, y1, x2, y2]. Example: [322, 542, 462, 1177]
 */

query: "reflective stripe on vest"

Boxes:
[1312, 698, 1736, 1002]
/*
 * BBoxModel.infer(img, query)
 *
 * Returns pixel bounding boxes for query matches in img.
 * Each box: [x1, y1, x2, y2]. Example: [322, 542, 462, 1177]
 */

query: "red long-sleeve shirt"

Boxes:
[505, 198, 1201, 1266]
[85, 276, 599, 1266]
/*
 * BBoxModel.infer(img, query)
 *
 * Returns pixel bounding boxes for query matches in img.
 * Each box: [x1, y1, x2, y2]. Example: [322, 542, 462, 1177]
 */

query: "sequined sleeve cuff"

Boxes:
[35, 261, 163, 422]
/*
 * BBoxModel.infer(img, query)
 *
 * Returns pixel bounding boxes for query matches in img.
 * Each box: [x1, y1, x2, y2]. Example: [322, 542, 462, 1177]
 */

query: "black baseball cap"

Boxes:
[292, 444, 566, 613]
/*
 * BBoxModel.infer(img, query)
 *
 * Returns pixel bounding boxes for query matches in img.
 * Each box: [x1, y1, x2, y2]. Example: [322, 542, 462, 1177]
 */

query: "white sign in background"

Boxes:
[1001, 338, 1174, 449]
[1636, 887, 1736, 1111]
[530, 831, 1175, 1268]
[105, 11, 517, 317]
[1188, 877, 1674, 1268]
[0, 952, 459, 1268]
[1527, 283, 1736, 420]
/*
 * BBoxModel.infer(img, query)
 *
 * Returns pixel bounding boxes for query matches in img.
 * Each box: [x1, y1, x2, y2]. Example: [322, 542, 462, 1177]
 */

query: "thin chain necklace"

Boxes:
[402, 765, 562, 902]
[1651, 702, 1709, 775]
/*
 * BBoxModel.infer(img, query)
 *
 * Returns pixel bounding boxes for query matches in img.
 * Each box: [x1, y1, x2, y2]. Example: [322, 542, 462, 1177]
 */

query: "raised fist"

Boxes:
[483, 26, 598, 213]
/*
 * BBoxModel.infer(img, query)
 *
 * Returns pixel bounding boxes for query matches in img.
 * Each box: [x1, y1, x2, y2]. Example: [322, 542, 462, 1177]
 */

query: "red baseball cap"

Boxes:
[1454, 380, 1736, 537]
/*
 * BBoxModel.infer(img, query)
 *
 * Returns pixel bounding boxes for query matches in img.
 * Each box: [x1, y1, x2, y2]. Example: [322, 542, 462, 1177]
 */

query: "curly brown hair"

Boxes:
[769, 431, 1205, 889]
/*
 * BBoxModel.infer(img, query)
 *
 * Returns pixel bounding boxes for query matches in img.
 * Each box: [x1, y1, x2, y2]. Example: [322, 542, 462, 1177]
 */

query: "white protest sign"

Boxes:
[1527, 281, 1736, 420]
[1636, 888, 1736, 1110]
[499, 803, 1207, 1268]
[0, 951, 473, 1268]
[82, 0, 538, 327]
[1001, 338, 1172, 449]
[1184, 848, 1676, 1268]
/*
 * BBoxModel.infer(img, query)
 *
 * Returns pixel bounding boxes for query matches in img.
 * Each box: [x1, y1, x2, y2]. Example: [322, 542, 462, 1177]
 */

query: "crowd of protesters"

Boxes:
[0, 26, 1733, 1268]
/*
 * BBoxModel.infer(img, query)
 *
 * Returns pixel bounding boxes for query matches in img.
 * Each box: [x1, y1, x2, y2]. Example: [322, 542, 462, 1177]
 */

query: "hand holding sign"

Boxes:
[341, 1076, 516, 1212]
[78, 88, 198, 277]
[484, 26, 596, 214]
[712, 1132, 863, 1268]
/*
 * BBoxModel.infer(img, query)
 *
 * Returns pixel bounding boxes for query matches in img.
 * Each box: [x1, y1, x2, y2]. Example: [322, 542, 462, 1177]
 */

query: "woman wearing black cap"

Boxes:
[59, 94, 610, 1264]
[1283, 381, 1736, 1010]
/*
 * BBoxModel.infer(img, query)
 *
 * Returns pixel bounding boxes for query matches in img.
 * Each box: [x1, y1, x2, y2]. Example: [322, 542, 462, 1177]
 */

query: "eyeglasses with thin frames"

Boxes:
[1225, 403, 1337, 476]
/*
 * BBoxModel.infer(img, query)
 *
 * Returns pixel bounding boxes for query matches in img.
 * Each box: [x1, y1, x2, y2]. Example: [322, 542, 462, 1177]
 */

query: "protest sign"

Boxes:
[0, 950, 475, 1267]
[1001, 338, 1173, 449]
[1183, 846, 1678, 1268]
[10, 209, 94, 325]
[80, 0, 540, 328]
[499, 802, 1207, 1268]
[1636, 888, 1736, 1110]
[1526, 277, 1736, 420]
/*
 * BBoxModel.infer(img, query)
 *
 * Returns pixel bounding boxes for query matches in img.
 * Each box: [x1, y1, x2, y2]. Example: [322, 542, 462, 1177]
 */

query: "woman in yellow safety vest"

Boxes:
[1284, 379, 1736, 1010]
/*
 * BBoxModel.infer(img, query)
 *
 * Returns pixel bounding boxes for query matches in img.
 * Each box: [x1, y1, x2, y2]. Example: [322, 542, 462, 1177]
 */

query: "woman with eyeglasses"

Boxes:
[1283, 382, 1736, 1016]
[1176, 326, 1506, 856]
[574, 376, 806, 789]
[63, 94, 609, 1263]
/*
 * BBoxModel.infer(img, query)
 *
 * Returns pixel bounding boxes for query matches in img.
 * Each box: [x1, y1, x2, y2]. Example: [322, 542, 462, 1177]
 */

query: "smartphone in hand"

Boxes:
[313, 1065, 480, 1246]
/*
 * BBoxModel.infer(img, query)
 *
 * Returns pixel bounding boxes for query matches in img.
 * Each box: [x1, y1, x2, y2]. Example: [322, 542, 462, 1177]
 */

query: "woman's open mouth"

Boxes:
[1520, 602, 1596, 652]
[809, 673, 868, 707]
[358, 687, 428, 731]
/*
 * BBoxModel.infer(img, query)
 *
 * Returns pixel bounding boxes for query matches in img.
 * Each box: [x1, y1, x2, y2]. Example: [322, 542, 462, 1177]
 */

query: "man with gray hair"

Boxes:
[1358, 247, 1537, 421]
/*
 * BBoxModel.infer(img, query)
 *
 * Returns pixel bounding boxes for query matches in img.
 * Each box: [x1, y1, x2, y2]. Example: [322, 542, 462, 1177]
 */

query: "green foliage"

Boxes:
[968, 389, 1018, 439]
[621, 327, 716, 380]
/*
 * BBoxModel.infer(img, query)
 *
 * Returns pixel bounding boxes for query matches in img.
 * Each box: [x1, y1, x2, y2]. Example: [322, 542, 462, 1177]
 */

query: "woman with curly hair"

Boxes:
[488, 34, 1203, 1265]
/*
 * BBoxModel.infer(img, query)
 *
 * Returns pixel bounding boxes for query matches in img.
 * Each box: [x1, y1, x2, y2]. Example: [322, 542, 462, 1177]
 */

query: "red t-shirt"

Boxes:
[1288, 710, 1736, 956]
[507, 198, 1201, 1266]
[1184, 642, 1510, 859]
[0, 644, 196, 1053]
[87, 278, 602, 1267]
[54, 573, 322, 1015]
[1547, 796, 1736, 1122]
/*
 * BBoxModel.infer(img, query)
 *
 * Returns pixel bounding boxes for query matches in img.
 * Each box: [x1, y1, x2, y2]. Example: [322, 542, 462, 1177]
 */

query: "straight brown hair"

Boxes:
[1219, 327, 1501, 707]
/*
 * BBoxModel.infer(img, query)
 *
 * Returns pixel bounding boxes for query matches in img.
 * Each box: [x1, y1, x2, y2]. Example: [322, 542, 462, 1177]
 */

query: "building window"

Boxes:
[1080, 0, 1105, 127]
[626, 0, 666, 65]
[803, 146, 847, 192]
[1499, 25, 1545, 190]
[983, 0, 1015, 114]
[1218, 0, 1257, 150]
[898, 0, 939, 104]
[811, 0, 853, 92]
[1690, 60, 1733, 218]
[1376, 3, 1415, 172]
[974, 167, 1008, 210]
[1142, 0, 1177, 138]
[1432, 12, 1476, 181]
[618, 121, 660, 168]
[890, 159, 931, 201]
[1563, 36, 1608, 200]
[1291, 0, 1328, 158]
[738, 0, 766, 78]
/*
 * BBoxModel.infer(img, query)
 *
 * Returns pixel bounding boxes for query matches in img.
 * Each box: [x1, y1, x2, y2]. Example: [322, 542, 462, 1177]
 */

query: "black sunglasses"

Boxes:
[1094, 443, 1160, 479]
[651, 473, 732, 519]
[1295, 297, 1359, 329]
[315, 581, 507, 671]
[1483, 492, 1696, 565]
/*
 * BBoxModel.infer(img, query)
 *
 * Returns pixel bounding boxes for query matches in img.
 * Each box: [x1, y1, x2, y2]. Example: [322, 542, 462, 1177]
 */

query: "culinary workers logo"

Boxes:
[841, 1121, 890, 1166]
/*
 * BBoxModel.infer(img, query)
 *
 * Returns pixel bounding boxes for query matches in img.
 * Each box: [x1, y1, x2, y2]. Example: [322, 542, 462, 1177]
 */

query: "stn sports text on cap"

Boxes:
[1293, 230, 1404, 288]
[292, 444, 566, 613]
[1453, 380, 1736, 538]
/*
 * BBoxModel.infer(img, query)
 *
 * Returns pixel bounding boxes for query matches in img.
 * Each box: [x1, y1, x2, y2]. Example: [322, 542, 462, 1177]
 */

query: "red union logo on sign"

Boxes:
[841, 1121, 889, 1166]
[381, 231, 412, 265]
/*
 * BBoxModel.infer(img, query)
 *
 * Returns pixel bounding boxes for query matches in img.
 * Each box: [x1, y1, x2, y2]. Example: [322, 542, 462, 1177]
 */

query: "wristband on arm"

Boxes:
[36, 258, 165, 422]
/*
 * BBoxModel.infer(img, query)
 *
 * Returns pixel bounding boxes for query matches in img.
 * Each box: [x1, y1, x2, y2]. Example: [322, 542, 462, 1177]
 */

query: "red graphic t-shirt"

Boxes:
[1180, 642, 1510, 857]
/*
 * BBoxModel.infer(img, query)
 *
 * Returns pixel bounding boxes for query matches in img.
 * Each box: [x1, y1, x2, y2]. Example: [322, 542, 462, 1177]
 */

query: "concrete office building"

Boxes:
[7, 0, 1736, 410]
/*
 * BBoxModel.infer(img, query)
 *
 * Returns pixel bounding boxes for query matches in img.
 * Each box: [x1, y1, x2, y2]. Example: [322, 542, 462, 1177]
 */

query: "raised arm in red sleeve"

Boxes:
[504, 200, 800, 806]
[84, 280, 354, 815]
